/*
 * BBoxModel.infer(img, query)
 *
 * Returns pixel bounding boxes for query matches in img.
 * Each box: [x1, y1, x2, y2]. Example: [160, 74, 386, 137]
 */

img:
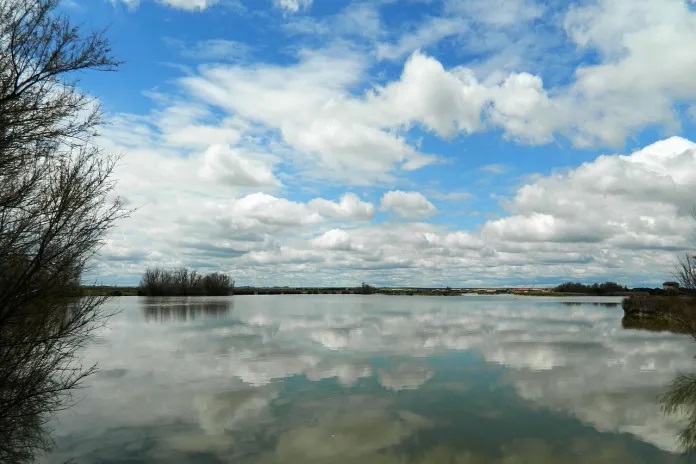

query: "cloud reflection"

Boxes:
[46, 295, 694, 461]
[377, 362, 434, 391]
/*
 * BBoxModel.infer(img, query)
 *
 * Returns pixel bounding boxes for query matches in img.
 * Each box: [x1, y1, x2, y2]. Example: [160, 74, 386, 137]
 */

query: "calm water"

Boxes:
[43, 295, 695, 463]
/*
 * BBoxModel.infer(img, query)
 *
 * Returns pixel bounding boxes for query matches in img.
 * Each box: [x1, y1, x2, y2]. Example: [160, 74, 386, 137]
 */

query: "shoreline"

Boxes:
[81, 285, 635, 298]
[622, 295, 696, 334]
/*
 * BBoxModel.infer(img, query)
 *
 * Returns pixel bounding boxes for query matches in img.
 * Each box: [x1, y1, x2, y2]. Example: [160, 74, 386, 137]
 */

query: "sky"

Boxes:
[62, 0, 696, 288]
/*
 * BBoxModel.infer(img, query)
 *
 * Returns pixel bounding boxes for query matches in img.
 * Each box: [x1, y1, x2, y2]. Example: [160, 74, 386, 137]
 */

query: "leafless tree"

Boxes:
[138, 267, 235, 296]
[676, 209, 696, 290]
[0, 0, 124, 461]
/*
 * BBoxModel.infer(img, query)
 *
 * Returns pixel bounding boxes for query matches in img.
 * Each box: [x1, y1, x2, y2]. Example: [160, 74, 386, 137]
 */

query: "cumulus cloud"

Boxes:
[375, 0, 696, 147]
[90, 0, 696, 286]
[309, 194, 374, 221]
[312, 229, 354, 251]
[117, 0, 696, 188]
[381, 191, 436, 220]
[486, 137, 696, 248]
[199, 145, 281, 187]
[93, 129, 696, 287]
[230, 193, 323, 228]
[178, 46, 432, 183]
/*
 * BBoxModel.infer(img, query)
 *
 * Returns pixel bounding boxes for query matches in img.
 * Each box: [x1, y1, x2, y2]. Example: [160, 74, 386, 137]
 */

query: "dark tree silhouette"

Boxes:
[359, 282, 377, 295]
[0, 0, 123, 461]
[554, 281, 626, 295]
[138, 267, 235, 296]
[676, 210, 696, 291]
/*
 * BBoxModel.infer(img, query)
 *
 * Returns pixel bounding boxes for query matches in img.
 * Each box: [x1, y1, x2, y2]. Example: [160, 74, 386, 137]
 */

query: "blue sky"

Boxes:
[64, 0, 696, 287]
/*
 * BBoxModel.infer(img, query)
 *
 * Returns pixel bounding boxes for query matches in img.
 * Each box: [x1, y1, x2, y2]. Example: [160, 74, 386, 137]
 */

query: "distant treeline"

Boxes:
[138, 268, 234, 296]
[553, 281, 627, 295]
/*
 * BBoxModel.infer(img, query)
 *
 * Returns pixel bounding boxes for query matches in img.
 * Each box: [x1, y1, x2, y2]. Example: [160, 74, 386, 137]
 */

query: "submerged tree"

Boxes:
[0, 0, 123, 461]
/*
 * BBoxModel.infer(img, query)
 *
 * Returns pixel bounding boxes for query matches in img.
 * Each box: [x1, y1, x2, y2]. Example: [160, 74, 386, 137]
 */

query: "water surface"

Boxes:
[45, 295, 694, 463]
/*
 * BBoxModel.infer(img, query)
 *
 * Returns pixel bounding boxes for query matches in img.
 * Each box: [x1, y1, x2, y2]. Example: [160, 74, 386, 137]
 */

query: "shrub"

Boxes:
[138, 268, 234, 296]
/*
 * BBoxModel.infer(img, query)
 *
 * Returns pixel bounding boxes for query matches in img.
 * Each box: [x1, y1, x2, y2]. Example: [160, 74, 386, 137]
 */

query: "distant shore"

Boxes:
[81, 285, 638, 298]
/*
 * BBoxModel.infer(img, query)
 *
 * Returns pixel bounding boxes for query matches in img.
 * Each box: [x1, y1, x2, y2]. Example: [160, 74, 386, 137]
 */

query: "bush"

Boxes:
[358, 282, 377, 295]
[138, 268, 234, 296]
[554, 281, 627, 295]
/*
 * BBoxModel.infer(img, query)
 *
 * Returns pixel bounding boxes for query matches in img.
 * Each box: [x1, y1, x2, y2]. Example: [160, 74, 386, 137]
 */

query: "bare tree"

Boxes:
[0, 0, 124, 461]
[138, 267, 235, 296]
[676, 209, 696, 290]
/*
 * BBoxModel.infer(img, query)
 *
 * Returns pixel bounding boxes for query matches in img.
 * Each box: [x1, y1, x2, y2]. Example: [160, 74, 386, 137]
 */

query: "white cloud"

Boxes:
[370, 52, 487, 137]
[486, 72, 560, 144]
[479, 163, 509, 175]
[180, 46, 439, 184]
[199, 145, 281, 188]
[487, 137, 696, 248]
[376, 17, 468, 61]
[90, 0, 696, 286]
[309, 194, 375, 221]
[445, 0, 544, 26]
[117, 0, 696, 164]
[161, 0, 218, 10]
[113, 0, 219, 10]
[275, 0, 312, 13]
[312, 229, 354, 251]
[230, 193, 323, 227]
[553, 0, 696, 147]
[371, 0, 696, 148]
[381, 191, 436, 220]
[92, 130, 696, 287]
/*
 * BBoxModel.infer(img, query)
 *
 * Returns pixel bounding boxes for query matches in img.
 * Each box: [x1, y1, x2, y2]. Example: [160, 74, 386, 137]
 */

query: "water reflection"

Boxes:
[622, 315, 692, 334]
[43, 296, 692, 463]
[140, 296, 232, 322]
[560, 301, 621, 307]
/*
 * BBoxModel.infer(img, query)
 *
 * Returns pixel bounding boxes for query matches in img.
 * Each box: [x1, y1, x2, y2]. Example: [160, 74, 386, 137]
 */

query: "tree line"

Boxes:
[138, 268, 234, 296]
[553, 281, 627, 295]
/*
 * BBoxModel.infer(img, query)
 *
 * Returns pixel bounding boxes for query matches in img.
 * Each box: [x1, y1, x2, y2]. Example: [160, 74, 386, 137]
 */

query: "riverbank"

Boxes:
[81, 285, 636, 298]
[622, 295, 696, 333]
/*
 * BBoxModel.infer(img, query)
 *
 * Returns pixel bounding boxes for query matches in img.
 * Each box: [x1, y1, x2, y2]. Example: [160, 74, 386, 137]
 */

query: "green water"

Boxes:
[43, 295, 692, 463]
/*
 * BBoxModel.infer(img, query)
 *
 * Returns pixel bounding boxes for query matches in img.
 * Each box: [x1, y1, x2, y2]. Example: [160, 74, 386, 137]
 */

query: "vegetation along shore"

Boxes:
[83, 274, 660, 297]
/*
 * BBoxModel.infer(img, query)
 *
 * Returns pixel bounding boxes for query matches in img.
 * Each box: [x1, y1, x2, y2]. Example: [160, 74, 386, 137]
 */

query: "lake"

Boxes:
[43, 295, 694, 463]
